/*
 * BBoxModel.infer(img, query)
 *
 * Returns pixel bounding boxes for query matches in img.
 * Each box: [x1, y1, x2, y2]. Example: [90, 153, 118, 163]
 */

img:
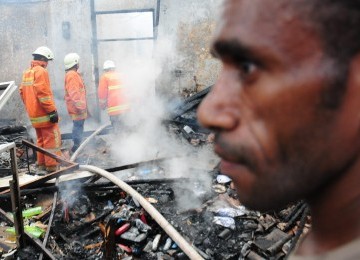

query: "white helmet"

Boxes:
[64, 53, 80, 70]
[103, 60, 115, 70]
[32, 46, 54, 60]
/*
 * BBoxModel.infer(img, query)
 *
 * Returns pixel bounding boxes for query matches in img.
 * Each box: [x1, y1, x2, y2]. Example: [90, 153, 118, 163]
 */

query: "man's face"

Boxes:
[197, 0, 360, 211]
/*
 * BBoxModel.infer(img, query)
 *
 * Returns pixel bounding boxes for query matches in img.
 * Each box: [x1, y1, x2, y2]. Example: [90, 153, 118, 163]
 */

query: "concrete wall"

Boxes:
[155, 0, 221, 96]
[0, 0, 93, 130]
[0, 0, 221, 125]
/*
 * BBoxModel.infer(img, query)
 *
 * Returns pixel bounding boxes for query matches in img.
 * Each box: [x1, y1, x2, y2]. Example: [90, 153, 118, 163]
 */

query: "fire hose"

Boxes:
[79, 164, 204, 260]
[70, 124, 203, 259]
[70, 124, 108, 162]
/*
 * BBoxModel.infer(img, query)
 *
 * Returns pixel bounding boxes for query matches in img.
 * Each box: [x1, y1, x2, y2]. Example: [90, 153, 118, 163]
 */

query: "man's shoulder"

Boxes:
[32, 65, 47, 73]
[66, 70, 81, 79]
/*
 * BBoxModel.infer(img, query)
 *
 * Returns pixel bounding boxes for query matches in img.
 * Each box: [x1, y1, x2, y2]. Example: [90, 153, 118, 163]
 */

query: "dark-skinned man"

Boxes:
[197, 1, 360, 259]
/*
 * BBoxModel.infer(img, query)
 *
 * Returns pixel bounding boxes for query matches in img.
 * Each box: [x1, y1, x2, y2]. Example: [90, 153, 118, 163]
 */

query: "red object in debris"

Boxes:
[119, 191, 126, 199]
[140, 214, 147, 224]
[63, 201, 69, 223]
[118, 244, 132, 253]
[115, 222, 131, 236]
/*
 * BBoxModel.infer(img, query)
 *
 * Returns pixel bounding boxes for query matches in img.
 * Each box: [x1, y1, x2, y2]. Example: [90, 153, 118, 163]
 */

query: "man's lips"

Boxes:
[214, 142, 254, 177]
[220, 159, 240, 174]
[214, 143, 236, 162]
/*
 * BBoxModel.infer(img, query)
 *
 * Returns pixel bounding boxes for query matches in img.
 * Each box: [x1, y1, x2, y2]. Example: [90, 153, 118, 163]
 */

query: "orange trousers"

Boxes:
[35, 124, 62, 167]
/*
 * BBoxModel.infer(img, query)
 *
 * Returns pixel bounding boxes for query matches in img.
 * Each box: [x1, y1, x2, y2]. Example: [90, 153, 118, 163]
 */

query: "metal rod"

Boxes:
[22, 140, 73, 166]
[91, 0, 100, 122]
[10, 180, 25, 248]
[9, 144, 25, 247]
[95, 8, 154, 15]
[38, 178, 60, 260]
[25, 145, 31, 174]
[97, 37, 154, 42]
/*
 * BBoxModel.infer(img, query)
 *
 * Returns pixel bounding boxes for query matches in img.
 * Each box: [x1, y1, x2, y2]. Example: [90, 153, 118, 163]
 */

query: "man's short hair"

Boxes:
[33, 54, 48, 62]
[297, 1, 360, 108]
[304, 1, 360, 62]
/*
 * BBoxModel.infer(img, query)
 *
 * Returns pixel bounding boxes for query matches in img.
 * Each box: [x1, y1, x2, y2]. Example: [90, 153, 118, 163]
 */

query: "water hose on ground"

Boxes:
[79, 164, 203, 260]
[70, 124, 108, 162]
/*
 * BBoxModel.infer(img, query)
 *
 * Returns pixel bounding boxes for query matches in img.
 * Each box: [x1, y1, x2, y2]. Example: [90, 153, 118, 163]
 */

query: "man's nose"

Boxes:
[197, 83, 238, 131]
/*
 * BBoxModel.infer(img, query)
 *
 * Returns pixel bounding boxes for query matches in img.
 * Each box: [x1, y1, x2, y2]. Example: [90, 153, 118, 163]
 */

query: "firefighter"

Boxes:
[98, 60, 129, 131]
[63, 53, 88, 153]
[19, 46, 62, 173]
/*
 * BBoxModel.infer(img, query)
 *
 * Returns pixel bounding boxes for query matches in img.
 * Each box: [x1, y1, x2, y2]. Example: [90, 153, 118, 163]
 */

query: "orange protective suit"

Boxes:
[64, 70, 88, 120]
[19, 60, 62, 168]
[98, 71, 129, 116]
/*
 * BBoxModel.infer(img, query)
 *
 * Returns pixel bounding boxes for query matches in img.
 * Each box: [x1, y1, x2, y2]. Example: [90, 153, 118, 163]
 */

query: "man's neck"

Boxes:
[296, 162, 360, 255]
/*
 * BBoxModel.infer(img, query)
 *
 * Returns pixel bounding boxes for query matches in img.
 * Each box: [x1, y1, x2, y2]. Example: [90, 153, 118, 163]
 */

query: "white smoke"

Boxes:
[103, 36, 218, 210]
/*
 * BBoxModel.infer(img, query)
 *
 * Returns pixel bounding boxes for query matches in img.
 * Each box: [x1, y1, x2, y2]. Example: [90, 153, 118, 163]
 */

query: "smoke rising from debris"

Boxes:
[1, 1, 220, 210]
[101, 23, 218, 210]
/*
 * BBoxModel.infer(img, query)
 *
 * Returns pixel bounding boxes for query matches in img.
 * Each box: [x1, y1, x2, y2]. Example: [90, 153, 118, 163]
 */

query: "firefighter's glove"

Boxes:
[49, 111, 59, 123]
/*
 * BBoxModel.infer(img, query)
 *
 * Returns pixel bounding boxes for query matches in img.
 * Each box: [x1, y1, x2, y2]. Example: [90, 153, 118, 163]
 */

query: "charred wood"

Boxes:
[0, 125, 26, 135]
[69, 208, 113, 235]
[169, 85, 212, 120]
[0, 186, 58, 199]
[284, 203, 308, 233]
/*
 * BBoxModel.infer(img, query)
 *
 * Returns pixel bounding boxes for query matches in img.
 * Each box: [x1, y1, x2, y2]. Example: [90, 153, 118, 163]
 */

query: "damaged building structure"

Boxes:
[0, 0, 311, 259]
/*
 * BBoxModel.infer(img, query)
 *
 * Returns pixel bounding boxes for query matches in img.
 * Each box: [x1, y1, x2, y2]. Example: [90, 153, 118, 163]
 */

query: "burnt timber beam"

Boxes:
[105, 157, 176, 173]
[0, 164, 78, 194]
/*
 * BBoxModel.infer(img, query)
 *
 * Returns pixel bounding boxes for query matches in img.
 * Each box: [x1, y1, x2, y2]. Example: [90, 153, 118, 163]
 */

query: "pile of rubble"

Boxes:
[0, 166, 311, 259]
[0, 87, 311, 259]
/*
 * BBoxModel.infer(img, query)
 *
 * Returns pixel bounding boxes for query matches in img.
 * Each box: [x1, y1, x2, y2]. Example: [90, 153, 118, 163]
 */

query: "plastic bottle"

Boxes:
[22, 206, 42, 218]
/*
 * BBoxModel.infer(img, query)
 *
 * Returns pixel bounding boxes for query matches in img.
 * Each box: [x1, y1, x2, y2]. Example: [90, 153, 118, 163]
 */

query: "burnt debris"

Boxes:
[0, 88, 311, 259]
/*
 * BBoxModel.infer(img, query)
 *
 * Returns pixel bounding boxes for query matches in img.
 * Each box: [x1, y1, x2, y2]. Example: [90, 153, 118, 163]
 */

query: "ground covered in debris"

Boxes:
[0, 157, 311, 259]
[0, 89, 311, 259]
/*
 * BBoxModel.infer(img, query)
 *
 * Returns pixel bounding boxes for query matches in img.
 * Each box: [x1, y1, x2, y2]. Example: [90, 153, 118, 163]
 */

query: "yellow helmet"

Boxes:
[64, 53, 80, 70]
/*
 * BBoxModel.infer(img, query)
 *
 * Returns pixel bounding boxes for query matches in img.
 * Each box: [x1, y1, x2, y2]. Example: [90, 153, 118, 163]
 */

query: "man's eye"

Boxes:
[239, 62, 256, 75]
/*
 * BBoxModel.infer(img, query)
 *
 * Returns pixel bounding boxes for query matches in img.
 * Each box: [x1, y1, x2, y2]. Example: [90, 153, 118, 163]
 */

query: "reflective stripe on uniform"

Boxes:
[39, 96, 51, 102]
[75, 101, 85, 107]
[21, 70, 35, 86]
[30, 115, 51, 124]
[71, 111, 87, 120]
[108, 104, 130, 113]
[21, 80, 34, 86]
[108, 85, 123, 90]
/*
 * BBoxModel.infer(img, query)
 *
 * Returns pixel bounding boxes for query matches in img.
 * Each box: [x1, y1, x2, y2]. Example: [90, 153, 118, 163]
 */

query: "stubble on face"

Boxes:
[209, 0, 352, 211]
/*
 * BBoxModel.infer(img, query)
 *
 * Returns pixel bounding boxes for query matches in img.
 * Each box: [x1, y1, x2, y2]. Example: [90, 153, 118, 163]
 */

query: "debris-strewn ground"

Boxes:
[0, 128, 311, 259]
[0, 90, 311, 259]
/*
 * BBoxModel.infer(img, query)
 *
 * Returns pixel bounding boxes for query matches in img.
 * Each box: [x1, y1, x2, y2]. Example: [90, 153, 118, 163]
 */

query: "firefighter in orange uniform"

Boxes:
[98, 60, 129, 130]
[64, 53, 88, 153]
[19, 46, 62, 173]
